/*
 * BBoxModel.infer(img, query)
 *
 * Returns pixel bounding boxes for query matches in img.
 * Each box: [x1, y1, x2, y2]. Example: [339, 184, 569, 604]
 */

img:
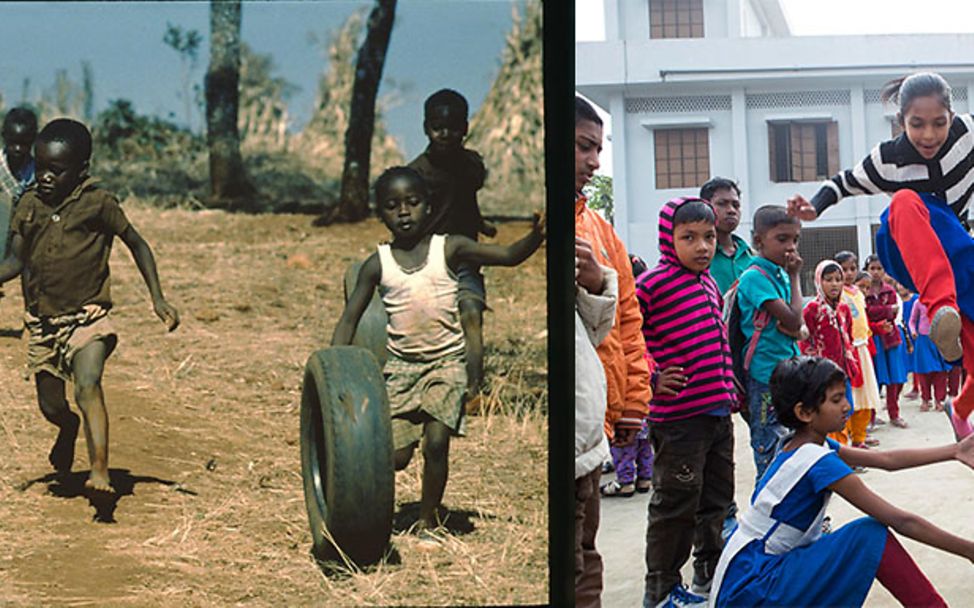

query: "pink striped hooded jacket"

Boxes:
[635, 197, 737, 423]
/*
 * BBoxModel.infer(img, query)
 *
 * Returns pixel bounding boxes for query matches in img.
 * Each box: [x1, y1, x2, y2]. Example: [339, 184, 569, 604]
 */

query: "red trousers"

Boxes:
[888, 190, 974, 420]
[917, 371, 948, 404]
[876, 531, 946, 607]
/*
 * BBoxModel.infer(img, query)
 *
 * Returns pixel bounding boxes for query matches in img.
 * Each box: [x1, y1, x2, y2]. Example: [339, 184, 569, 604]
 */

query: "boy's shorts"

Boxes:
[384, 352, 467, 451]
[25, 305, 118, 381]
[456, 263, 487, 310]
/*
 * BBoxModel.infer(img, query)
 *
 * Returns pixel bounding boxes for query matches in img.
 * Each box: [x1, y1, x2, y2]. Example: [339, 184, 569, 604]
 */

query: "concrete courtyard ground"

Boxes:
[598, 393, 974, 607]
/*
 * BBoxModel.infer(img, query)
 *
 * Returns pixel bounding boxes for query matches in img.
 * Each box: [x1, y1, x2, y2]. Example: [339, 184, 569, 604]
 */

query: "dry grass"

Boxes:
[0, 201, 547, 606]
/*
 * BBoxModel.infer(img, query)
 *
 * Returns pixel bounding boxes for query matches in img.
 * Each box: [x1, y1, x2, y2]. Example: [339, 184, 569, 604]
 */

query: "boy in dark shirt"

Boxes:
[0, 107, 37, 204]
[0, 108, 38, 278]
[0, 118, 179, 496]
[408, 89, 496, 406]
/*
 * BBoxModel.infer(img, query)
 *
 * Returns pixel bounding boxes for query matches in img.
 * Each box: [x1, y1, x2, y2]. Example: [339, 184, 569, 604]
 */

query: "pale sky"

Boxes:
[575, 0, 974, 176]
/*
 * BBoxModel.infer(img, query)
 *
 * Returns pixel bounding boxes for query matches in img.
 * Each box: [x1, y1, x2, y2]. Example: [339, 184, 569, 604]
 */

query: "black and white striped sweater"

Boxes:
[811, 113, 974, 221]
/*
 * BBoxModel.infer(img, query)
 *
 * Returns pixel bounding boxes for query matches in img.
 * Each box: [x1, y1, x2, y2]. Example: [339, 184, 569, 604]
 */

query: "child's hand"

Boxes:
[784, 251, 803, 275]
[531, 210, 546, 239]
[575, 237, 603, 294]
[481, 221, 498, 238]
[656, 366, 687, 396]
[956, 433, 974, 470]
[787, 194, 817, 221]
[154, 299, 180, 331]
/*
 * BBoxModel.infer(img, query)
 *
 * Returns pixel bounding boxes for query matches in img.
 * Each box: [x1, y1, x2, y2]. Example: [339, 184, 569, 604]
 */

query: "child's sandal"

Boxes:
[635, 478, 652, 493]
[600, 480, 635, 498]
[890, 417, 908, 428]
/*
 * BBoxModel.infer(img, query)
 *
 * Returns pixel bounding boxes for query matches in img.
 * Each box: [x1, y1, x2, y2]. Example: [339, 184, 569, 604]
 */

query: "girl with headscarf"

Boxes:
[800, 260, 862, 443]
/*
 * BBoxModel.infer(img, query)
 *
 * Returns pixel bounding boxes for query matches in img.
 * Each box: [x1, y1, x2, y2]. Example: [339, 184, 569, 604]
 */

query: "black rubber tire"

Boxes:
[300, 346, 394, 566]
[343, 260, 389, 366]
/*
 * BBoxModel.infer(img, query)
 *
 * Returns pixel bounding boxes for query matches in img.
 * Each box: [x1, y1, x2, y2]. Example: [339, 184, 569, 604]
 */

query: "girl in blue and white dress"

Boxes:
[711, 356, 974, 608]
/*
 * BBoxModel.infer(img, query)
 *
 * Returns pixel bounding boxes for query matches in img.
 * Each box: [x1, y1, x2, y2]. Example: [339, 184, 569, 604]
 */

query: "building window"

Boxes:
[650, 0, 704, 39]
[768, 121, 839, 182]
[654, 128, 710, 189]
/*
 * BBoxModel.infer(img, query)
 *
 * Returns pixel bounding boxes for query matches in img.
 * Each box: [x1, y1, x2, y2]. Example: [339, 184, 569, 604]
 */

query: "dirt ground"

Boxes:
[0, 203, 548, 606]
[599, 393, 974, 607]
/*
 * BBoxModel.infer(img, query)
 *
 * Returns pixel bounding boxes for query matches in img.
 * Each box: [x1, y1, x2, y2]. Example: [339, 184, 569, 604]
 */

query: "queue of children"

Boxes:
[586, 71, 974, 607]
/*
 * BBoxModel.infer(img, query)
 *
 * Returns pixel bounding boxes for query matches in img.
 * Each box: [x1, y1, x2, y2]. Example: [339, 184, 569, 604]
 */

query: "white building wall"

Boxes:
[740, 1, 764, 38]
[615, 81, 974, 266]
[578, 1, 974, 267]
[620, 0, 649, 41]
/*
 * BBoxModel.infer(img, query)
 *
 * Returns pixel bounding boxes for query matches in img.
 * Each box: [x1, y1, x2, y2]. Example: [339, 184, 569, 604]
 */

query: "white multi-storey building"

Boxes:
[576, 0, 974, 288]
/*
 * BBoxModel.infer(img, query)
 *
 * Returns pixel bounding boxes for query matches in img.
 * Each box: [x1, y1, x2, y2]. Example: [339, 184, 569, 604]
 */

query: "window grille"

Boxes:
[746, 90, 850, 109]
[797, 226, 859, 295]
[865, 86, 967, 105]
[625, 96, 732, 113]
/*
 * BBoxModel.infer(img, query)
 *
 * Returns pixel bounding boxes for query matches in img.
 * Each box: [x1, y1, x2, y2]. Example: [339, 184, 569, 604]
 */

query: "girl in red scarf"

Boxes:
[801, 260, 862, 443]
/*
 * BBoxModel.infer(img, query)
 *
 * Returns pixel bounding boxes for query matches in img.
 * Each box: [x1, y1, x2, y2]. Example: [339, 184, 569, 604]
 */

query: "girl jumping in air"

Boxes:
[789, 72, 974, 440]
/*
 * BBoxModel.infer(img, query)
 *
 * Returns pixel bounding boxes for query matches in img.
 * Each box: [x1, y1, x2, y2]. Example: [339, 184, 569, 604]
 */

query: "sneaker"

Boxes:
[600, 479, 635, 498]
[931, 306, 963, 362]
[944, 399, 973, 441]
[650, 584, 708, 608]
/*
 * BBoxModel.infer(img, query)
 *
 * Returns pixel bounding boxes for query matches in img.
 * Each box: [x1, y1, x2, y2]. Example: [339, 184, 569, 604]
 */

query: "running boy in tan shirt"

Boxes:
[0, 118, 178, 496]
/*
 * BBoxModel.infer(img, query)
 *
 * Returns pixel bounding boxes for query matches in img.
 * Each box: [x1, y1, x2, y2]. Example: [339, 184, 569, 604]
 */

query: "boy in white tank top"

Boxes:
[332, 166, 544, 540]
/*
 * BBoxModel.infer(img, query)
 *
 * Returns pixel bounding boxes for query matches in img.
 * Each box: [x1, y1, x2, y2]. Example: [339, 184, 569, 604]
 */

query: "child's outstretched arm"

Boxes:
[0, 234, 25, 284]
[446, 211, 544, 268]
[831, 473, 974, 563]
[839, 432, 974, 472]
[120, 225, 179, 331]
[331, 254, 381, 346]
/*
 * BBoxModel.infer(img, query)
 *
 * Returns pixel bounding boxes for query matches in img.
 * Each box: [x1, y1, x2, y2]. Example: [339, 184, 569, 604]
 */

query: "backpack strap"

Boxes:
[741, 265, 778, 372]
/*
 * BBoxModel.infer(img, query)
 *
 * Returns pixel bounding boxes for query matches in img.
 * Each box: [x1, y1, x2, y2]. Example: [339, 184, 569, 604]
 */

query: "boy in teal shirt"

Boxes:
[700, 177, 754, 295]
[736, 205, 804, 482]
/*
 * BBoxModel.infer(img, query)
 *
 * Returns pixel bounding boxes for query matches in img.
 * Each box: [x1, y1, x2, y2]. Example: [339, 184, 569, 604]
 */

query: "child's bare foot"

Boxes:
[85, 471, 115, 495]
[48, 412, 80, 475]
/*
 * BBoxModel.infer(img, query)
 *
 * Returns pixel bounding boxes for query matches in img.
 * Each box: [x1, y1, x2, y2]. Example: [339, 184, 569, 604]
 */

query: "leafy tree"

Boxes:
[205, 0, 257, 209]
[238, 43, 298, 151]
[294, 10, 403, 183]
[82, 61, 95, 122]
[583, 174, 614, 224]
[320, 0, 397, 225]
[164, 22, 203, 131]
